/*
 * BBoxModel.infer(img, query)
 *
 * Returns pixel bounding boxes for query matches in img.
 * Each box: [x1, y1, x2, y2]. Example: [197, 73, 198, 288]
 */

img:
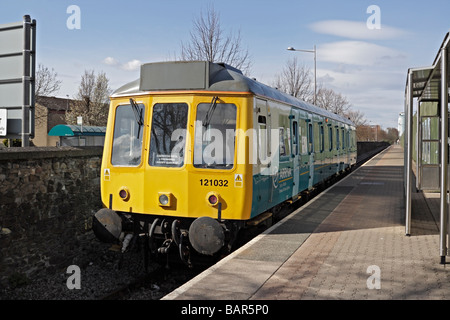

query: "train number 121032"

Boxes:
[200, 179, 229, 187]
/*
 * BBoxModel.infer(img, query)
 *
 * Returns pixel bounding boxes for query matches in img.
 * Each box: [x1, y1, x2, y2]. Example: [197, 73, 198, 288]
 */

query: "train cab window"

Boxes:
[111, 103, 145, 166]
[149, 103, 189, 167]
[342, 128, 345, 149]
[194, 103, 237, 169]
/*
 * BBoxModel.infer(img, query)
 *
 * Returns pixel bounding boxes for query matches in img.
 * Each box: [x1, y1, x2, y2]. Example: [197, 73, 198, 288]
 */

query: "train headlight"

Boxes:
[119, 187, 130, 201]
[158, 192, 172, 207]
[206, 191, 220, 207]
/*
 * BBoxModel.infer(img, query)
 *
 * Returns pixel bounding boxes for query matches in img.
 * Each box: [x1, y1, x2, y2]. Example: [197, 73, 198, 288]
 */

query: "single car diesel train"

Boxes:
[93, 61, 357, 267]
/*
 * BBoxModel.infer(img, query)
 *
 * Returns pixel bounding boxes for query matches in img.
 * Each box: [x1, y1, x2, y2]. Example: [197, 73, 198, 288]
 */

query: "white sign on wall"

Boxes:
[0, 109, 6, 136]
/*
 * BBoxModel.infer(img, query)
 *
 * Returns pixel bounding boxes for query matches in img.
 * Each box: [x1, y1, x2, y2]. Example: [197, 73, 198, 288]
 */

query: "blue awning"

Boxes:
[48, 125, 106, 137]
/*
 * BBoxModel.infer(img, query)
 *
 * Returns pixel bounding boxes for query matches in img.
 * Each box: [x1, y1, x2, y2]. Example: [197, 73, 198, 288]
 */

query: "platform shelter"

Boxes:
[405, 32, 450, 264]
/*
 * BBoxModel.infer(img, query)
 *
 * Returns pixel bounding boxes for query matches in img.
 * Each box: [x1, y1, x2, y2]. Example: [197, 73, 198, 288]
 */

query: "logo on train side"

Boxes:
[272, 167, 293, 189]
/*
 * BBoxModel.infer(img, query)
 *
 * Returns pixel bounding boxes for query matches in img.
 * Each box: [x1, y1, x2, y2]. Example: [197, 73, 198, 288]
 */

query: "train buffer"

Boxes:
[163, 145, 449, 300]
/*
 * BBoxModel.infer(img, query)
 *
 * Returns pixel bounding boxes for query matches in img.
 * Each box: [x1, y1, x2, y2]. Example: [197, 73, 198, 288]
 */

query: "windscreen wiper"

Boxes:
[130, 98, 143, 139]
[203, 96, 219, 128]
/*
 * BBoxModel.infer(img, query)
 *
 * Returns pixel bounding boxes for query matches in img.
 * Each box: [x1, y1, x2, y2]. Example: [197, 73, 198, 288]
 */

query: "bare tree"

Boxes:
[315, 87, 352, 117]
[65, 70, 112, 126]
[273, 57, 313, 102]
[345, 109, 367, 127]
[346, 109, 369, 141]
[179, 4, 251, 74]
[35, 64, 62, 102]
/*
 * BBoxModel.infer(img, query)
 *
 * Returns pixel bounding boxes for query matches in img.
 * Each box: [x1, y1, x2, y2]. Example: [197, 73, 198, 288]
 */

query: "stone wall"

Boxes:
[0, 147, 103, 288]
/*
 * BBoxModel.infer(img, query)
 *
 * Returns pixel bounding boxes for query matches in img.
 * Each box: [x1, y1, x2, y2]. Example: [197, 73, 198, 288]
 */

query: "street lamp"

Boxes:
[287, 46, 317, 105]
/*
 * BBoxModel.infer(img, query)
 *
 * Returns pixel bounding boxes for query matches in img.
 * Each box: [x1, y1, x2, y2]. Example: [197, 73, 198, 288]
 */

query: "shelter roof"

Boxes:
[48, 124, 106, 136]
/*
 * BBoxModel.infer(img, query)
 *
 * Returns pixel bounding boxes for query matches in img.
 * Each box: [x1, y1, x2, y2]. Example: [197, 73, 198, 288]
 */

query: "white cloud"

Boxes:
[309, 20, 408, 40]
[318, 41, 406, 67]
[102, 57, 142, 71]
[103, 56, 119, 66]
[121, 59, 142, 71]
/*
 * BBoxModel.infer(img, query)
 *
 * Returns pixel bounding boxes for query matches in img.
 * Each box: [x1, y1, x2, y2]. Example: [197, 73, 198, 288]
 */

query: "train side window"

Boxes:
[308, 123, 313, 153]
[258, 115, 269, 162]
[292, 121, 298, 155]
[279, 127, 286, 156]
[111, 103, 145, 166]
[346, 130, 350, 149]
[320, 125, 324, 153]
[329, 127, 333, 151]
[342, 128, 345, 149]
[258, 115, 266, 124]
[336, 128, 340, 150]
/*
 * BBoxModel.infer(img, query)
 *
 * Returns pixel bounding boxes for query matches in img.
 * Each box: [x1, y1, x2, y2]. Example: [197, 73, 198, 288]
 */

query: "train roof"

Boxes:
[112, 61, 354, 127]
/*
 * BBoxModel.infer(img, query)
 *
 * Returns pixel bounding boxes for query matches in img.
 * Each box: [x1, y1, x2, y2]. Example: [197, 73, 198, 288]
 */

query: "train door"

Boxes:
[345, 127, 350, 168]
[255, 98, 273, 204]
[307, 118, 314, 190]
[319, 123, 325, 182]
[290, 113, 299, 197]
[336, 125, 341, 171]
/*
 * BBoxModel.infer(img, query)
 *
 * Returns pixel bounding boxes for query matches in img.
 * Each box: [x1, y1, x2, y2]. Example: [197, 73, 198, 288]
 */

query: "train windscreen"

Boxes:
[194, 102, 237, 169]
[111, 103, 145, 166]
[149, 103, 189, 167]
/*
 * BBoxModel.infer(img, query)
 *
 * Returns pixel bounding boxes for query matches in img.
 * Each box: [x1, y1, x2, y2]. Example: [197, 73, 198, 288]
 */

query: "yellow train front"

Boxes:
[93, 61, 356, 266]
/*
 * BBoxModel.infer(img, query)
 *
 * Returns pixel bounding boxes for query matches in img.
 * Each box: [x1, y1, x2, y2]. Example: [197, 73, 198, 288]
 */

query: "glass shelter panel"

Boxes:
[421, 117, 439, 165]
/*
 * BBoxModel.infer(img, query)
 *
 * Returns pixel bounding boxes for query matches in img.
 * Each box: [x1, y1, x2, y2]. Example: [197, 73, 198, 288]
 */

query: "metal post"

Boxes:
[30, 17, 36, 140]
[21, 15, 31, 147]
[440, 47, 448, 264]
[405, 71, 413, 236]
[313, 45, 317, 105]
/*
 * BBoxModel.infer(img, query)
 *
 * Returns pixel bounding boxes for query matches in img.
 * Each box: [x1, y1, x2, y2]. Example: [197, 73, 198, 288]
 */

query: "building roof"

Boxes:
[36, 96, 72, 111]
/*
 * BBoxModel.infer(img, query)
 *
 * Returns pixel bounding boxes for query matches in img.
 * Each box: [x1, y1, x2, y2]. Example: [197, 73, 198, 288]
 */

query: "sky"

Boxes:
[1, 0, 450, 130]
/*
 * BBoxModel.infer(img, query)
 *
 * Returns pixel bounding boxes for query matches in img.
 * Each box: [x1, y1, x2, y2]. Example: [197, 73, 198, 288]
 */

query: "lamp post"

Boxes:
[287, 46, 317, 105]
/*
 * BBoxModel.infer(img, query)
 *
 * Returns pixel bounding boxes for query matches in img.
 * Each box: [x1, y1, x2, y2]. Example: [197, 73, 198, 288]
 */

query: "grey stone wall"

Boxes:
[0, 147, 103, 288]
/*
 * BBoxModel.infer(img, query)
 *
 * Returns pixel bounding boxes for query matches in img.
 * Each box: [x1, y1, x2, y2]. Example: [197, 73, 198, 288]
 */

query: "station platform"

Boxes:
[163, 145, 449, 300]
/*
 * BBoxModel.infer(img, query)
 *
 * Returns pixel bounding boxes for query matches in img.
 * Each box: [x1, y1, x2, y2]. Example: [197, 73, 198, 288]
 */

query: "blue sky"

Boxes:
[1, 0, 450, 129]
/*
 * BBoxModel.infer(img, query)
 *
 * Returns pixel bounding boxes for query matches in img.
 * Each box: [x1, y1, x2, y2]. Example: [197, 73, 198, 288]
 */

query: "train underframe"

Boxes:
[92, 166, 354, 269]
[93, 208, 246, 269]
